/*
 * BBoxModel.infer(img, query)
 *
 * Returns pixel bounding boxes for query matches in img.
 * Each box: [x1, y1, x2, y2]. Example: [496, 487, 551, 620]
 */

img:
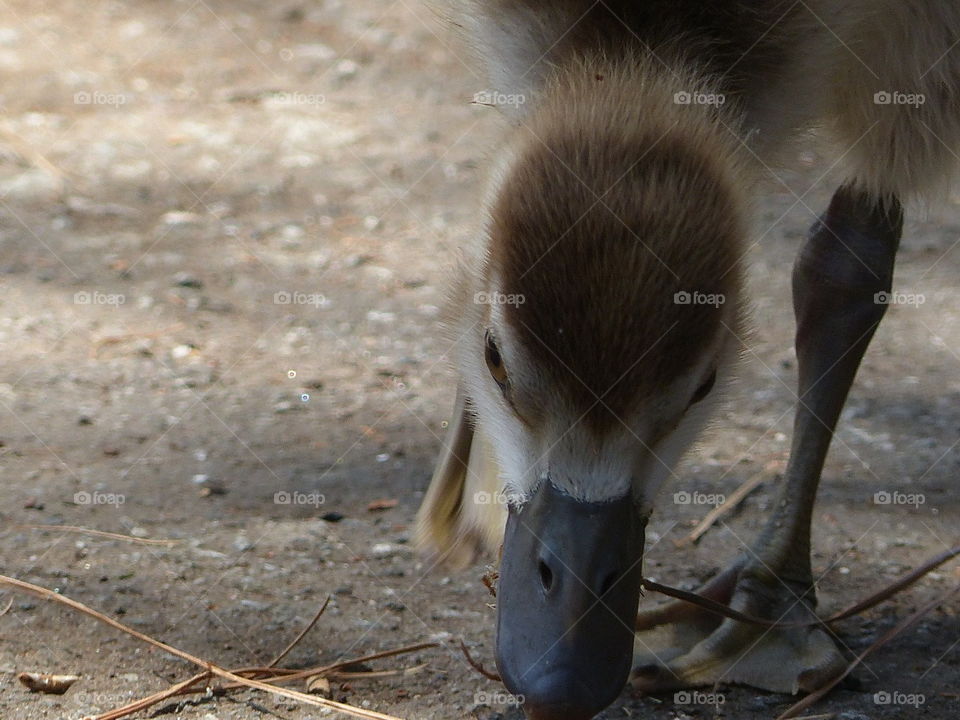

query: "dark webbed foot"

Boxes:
[632, 556, 845, 694]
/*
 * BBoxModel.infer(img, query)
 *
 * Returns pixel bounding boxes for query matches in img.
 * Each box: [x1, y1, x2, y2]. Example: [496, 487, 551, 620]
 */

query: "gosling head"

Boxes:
[452, 110, 748, 719]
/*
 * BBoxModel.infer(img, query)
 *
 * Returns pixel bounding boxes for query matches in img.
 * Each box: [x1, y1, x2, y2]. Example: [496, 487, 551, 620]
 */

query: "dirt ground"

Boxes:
[0, 2, 958, 719]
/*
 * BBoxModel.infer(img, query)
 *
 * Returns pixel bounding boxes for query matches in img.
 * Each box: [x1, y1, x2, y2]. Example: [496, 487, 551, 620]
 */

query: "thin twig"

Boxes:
[98, 644, 440, 718]
[90, 672, 210, 720]
[0, 125, 67, 189]
[817, 544, 960, 624]
[308, 643, 440, 678]
[459, 640, 501, 681]
[237, 643, 442, 690]
[97, 643, 437, 717]
[268, 596, 331, 667]
[92, 666, 299, 720]
[642, 542, 960, 630]
[327, 664, 428, 680]
[674, 462, 777, 547]
[19, 525, 179, 546]
[0, 575, 406, 720]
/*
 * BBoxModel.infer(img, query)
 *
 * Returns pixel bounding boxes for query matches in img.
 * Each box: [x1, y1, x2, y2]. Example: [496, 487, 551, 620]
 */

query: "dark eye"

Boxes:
[690, 369, 717, 405]
[484, 330, 509, 392]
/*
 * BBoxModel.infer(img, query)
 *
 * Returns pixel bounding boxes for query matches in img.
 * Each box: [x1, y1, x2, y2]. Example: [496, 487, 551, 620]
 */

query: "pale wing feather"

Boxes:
[414, 387, 506, 568]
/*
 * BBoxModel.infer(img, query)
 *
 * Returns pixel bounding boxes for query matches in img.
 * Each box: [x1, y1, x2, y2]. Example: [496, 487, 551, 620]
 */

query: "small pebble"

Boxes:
[274, 400, 303, 413]
[240, 599, 270, 611]
[336, 59, 360, 79]
[172, 271, 203, 289]
[371, 543, 396, 558]
[281, 223, 305, 240]
[161, 211, 203, 226]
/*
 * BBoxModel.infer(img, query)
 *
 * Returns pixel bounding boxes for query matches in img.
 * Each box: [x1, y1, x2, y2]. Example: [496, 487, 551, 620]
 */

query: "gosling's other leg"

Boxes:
[633, 184, 903, 694]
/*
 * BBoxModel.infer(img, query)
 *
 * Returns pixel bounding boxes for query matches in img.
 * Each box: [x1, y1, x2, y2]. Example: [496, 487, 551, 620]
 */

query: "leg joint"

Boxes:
[793, 184, 903, 299]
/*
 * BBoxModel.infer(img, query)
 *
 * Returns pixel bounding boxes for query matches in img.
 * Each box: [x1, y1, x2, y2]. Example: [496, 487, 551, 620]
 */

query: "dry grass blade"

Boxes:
[0, 124, 67, 190]
[818, 543, 960, 624]
[642, 578, 791, 628]
[674, 460, 780, 547]
[88, 672, 210, 720]
[19, 525, 179, 546]
[643, 542, 960, 630]
[162, 642, 443, 698]
[459, 640, 500, 681]
[0, 575, 407, 720]
[327, 664, 428, 681]
[268, 595, 331, 667]
[182, 668, 406, 720]
[299, 643, 440, 680]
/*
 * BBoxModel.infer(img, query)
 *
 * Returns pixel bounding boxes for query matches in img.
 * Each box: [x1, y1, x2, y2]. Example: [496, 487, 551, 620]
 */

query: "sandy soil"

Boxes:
[0, 2, 958, 719]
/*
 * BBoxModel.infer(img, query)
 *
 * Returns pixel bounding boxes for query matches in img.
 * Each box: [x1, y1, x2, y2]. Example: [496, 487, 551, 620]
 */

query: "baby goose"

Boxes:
[416, 2, 960, 718]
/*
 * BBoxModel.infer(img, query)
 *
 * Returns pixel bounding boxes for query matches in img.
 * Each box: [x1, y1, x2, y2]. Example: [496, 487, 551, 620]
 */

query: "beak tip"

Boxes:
[510, 669, 605, 720]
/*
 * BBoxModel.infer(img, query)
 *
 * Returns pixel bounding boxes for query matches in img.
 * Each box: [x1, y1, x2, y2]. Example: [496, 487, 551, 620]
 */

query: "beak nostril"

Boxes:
[599, 570, 619, 596]
[538, 559, 554, 592]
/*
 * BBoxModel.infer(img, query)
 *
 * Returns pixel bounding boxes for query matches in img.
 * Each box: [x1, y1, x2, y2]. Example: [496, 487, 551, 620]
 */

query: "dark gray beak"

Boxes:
[495, 479, 646, 720]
